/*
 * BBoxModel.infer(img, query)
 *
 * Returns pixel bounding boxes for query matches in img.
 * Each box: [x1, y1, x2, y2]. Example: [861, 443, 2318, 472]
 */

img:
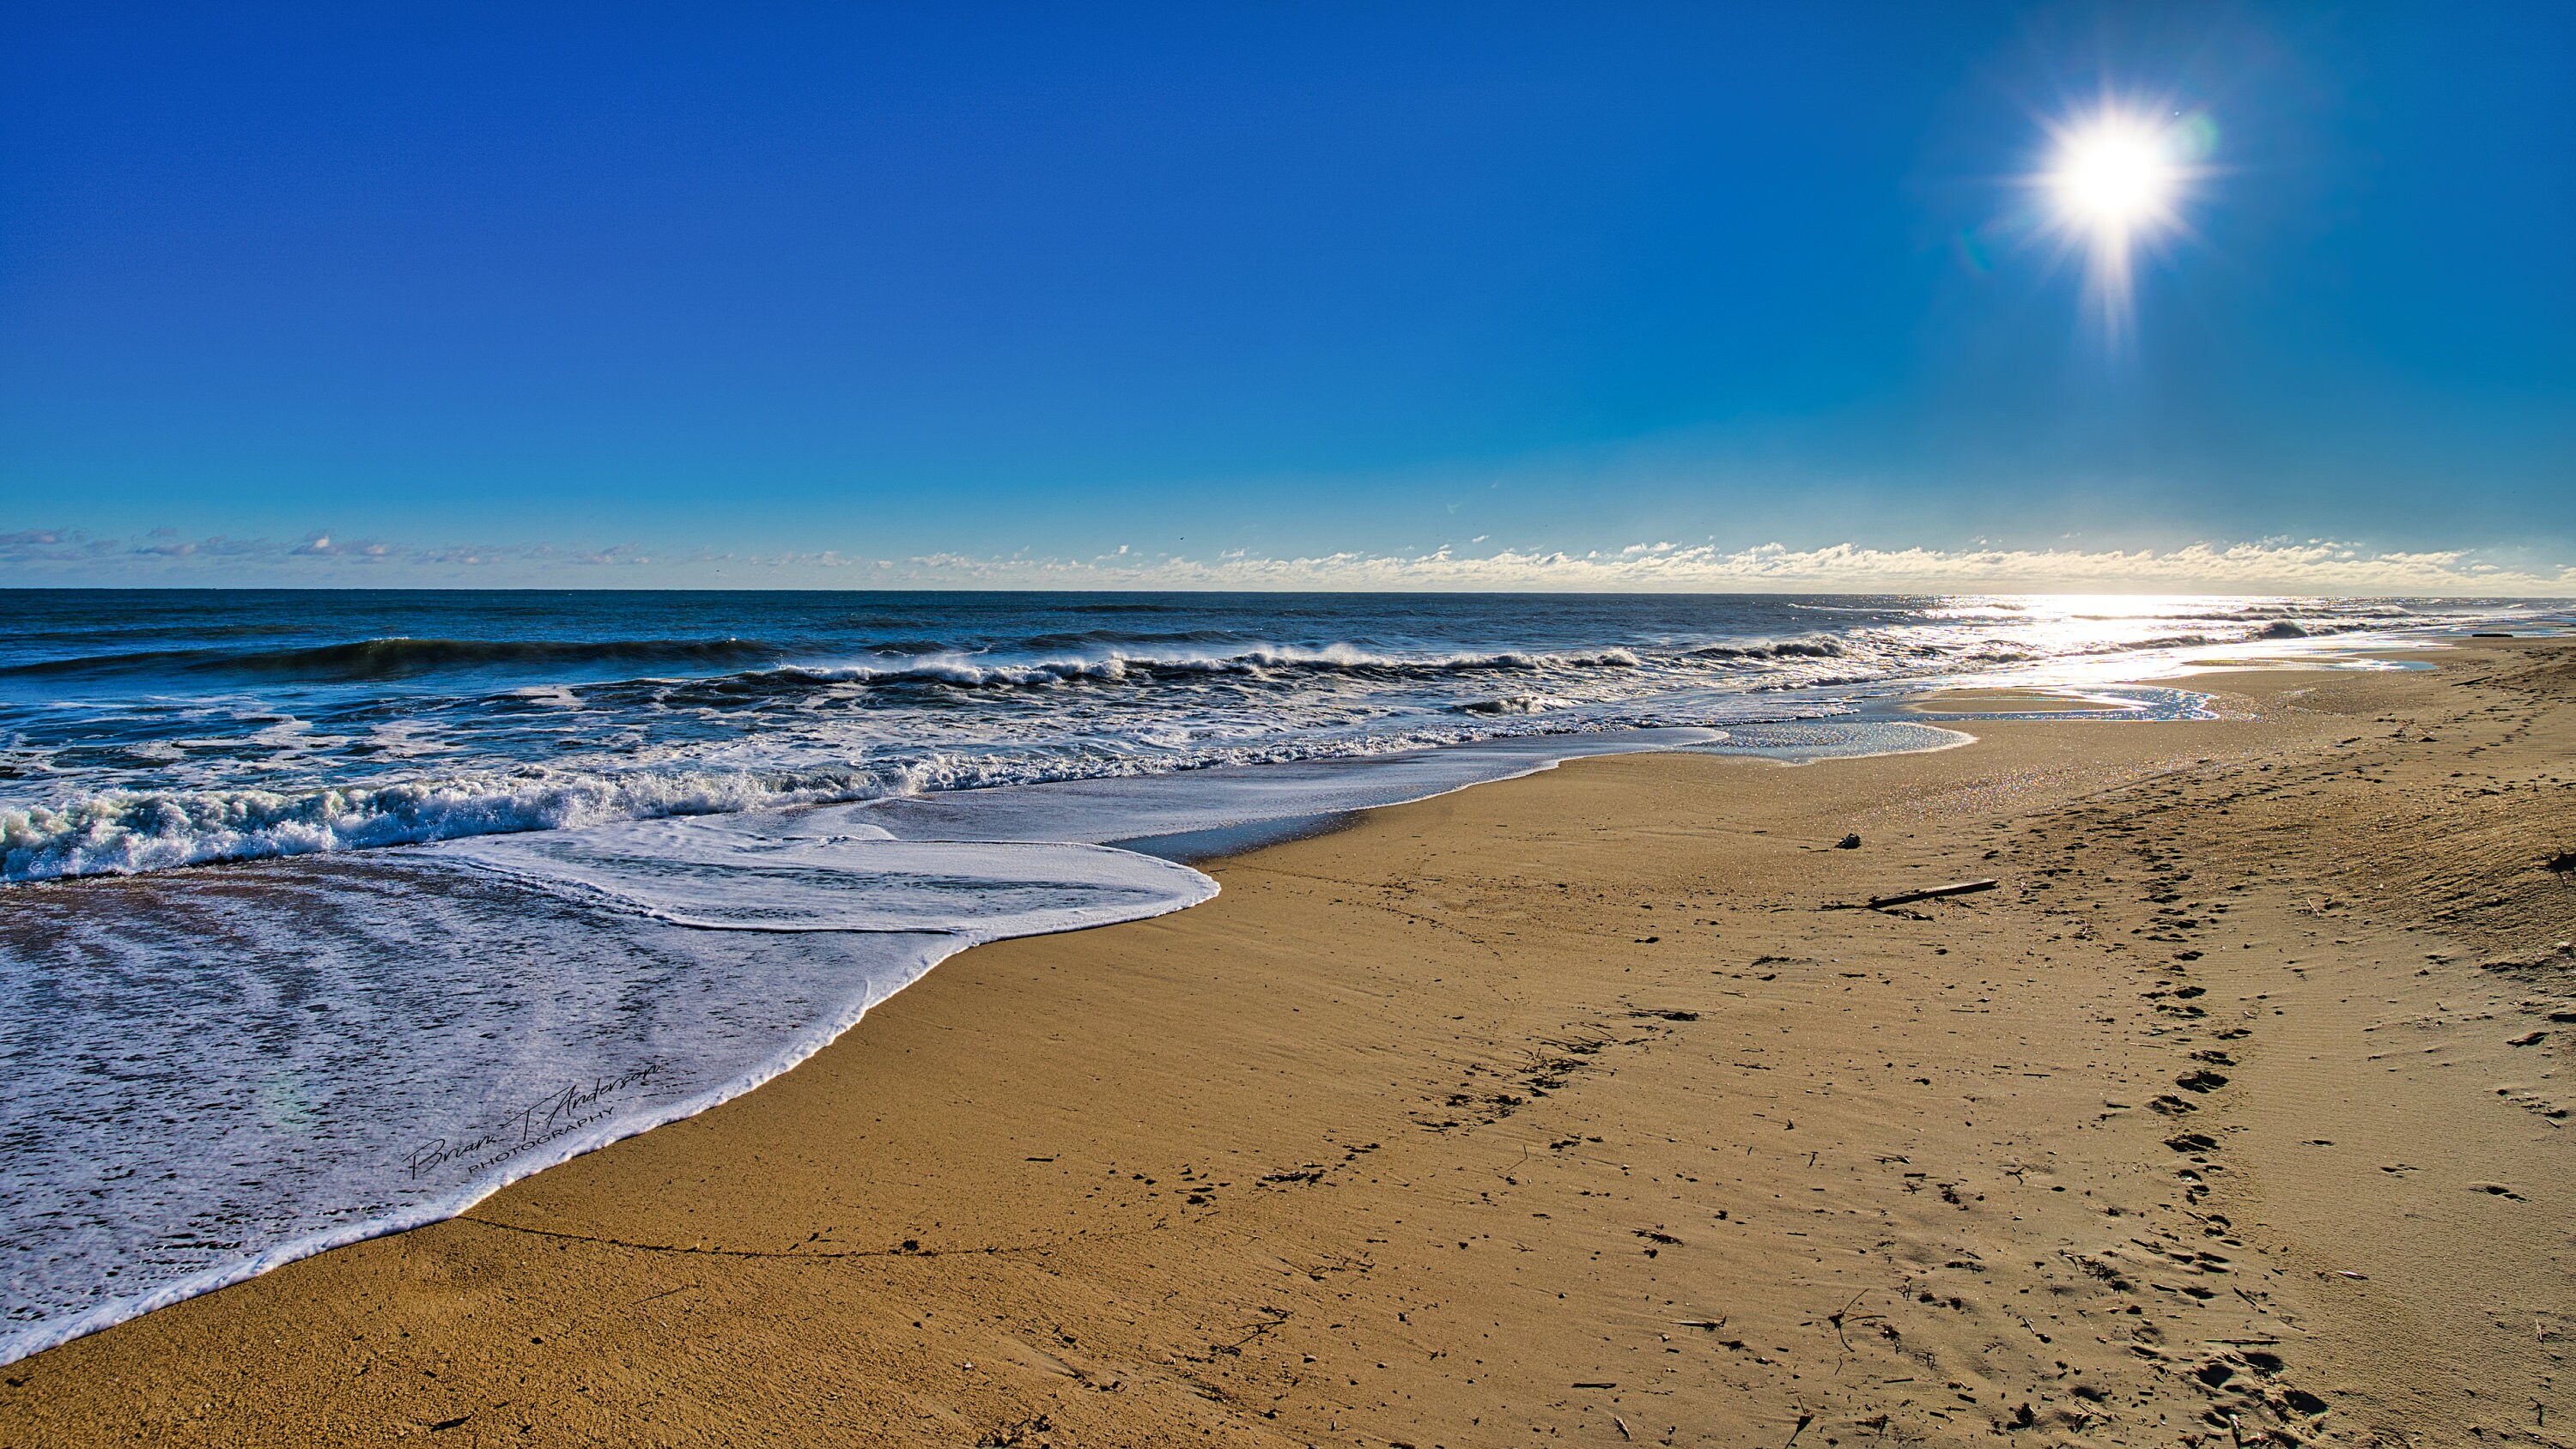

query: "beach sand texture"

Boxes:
[4, 641, 2571, 1447]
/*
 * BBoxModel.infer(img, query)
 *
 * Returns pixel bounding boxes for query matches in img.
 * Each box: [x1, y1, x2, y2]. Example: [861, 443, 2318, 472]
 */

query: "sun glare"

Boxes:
[2054, 124, 2176, 229]
[2032, 103, 2208, 336]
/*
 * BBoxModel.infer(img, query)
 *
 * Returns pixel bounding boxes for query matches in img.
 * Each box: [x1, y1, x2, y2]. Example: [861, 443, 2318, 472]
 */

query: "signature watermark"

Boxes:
[405, 1064, 665, 1182]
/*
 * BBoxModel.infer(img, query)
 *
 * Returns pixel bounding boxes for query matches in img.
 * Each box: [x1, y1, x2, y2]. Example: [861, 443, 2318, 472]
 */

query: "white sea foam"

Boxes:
[0, 768, 864, 882]
[0, 822, 1215, 1367]
[435, 822, 1212, 935]
[811, 729, 1732, 847]
[0, 712, 1731, 885]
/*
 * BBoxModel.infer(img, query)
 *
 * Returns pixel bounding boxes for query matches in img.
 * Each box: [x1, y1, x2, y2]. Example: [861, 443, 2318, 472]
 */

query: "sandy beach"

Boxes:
[4, 639, 2571, 1447]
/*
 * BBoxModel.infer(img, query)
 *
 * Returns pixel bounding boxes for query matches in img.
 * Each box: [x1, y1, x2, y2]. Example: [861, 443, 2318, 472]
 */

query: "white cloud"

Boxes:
[3, 525, 2572, 594]
[863, 538, 2576, 596]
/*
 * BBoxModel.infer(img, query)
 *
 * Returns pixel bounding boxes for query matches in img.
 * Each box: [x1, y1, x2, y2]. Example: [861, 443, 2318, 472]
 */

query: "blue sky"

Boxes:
[3, 3, 2571, 591]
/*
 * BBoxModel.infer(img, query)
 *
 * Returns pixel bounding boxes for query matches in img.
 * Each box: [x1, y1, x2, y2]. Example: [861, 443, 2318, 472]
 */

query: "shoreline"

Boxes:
[3, 715, 1973, 1367]
[5, 640, 2572, 1445]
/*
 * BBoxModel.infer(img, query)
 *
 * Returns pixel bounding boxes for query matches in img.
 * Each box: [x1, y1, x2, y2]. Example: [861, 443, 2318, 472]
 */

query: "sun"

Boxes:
[2050, 117, 2180, 235]
[2030, 102, 2208, 335]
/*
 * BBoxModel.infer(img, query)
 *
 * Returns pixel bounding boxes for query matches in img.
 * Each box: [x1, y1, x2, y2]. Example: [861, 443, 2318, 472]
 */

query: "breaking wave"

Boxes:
[1, 716, 1631, 882]
[768, 644, 1646, 688]
[2, 594, 2521, 887]
[1, 636, 787, 682]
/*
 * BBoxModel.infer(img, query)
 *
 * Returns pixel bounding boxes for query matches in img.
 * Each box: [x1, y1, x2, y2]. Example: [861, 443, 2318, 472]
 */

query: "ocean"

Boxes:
[0, 589, 2546, 1361]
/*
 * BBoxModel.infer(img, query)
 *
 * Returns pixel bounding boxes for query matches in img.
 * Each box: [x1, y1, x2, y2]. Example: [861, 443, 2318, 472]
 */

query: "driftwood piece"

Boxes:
[1820, 877, 2002, 912]
[1862, 878, 1999, 910]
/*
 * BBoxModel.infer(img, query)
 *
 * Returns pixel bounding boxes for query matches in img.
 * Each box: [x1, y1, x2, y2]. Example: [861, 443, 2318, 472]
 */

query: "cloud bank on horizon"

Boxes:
[5, 527, 2570, 597]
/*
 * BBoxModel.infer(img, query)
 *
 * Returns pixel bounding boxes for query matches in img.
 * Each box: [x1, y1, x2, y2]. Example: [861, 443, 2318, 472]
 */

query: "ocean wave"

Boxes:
[2062, 606, 2409, 623]
[0, 768, 884, 882]
[1011, 627, 1255, 651]
[0, 636, 786, 682]
[0, 709, 1628, 882]
[1, 602, 2478, 884]
[1686, 638, 1848, 660]
[1750, 672, 1886, 692]
[766, 645, 1646, 689]
[1449, 694, 1577, 716]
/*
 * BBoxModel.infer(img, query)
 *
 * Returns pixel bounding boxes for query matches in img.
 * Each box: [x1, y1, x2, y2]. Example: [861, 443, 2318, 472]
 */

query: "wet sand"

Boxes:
[5, 640, 2573, 1447]
[1896, 687, 2129, 713]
